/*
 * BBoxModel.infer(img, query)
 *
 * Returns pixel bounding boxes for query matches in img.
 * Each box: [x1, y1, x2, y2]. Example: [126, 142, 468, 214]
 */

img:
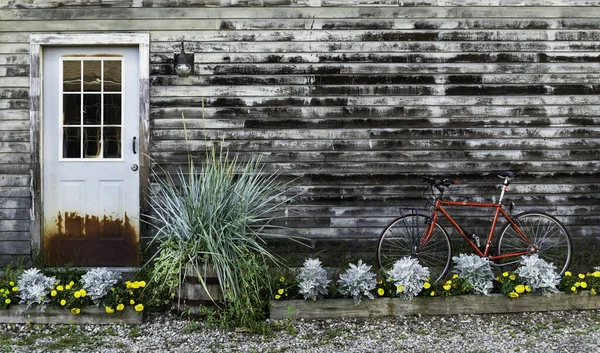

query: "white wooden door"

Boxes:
[42, 47, 140, 266]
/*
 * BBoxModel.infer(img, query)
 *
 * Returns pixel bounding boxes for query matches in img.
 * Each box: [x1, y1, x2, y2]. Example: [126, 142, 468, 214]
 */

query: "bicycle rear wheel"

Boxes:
[376, 214, 452, 282]
[496, 212, 572, 275]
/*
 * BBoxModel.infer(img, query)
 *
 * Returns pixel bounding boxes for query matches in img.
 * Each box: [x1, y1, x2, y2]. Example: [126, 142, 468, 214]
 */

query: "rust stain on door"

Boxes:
[43, 212, 139, 267]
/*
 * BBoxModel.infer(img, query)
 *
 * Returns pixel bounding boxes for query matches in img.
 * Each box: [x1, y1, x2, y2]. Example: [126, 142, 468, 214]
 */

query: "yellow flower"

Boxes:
[134, 304, 144, 312]
[117, 304, 125, 311]
[592, 288, 597, 295]
[139, 281, 146, 288]
[79, 289, 87, 297]
[443, 284, 451, 291]
[423, 282, 431, 289]
[125, 281, 132, 289]
[502, 272, 509, 277]
[278, 289, 284, 295]
[275, 294, 281, 300]
[70, 308, 81, 315]
[575, 282, 581, 288]
[65, 284, 71, 290]
[279, 277, 285, 282]
[57, 285, 64, 291]
[565, 271, 572, 277]
[509, 275, 516, 281]
[74, 291, 81, 298]
[130, 299, 135, 305]
[593, 272, 600, 278]
[571, 286, 577, 293]
[396, 285, 404, 293]
[51, 290, 57, 297]
[581, 282, 588, 289]
[430, 291, 435, 296]
[60, 299, 66, 306]
[525, 285, 531, 293]
[515, 285, 525, 294]
[452, 274, 459, 279]
[508, 292, 519, 298]
[9, 281, 14, 286]
[578, 273, 585, 279]
[445, 280, 452, 285]
[4, 299, 10, 305]
[11, 287, 17, 292]
[105, 306, 115, 314]
[377, 288, 385, 296]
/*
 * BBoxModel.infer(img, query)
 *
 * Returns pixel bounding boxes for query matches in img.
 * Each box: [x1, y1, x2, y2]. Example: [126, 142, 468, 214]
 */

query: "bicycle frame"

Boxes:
[422, 199, 539, 261]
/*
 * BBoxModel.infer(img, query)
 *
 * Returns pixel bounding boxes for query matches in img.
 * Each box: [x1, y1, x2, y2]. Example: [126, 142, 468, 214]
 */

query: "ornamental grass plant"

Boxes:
[146, 144, 301, 328]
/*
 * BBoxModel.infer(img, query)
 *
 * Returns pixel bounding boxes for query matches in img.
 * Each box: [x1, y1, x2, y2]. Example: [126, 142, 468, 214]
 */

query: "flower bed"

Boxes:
[270, 290, 600, 320]
[0, 305, 143, 325]
[269, 255, 600, 321]
[0, 267, 147, 325]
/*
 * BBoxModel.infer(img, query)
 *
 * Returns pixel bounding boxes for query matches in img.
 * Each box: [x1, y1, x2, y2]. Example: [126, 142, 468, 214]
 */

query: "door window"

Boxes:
[60, 57, 123, 160]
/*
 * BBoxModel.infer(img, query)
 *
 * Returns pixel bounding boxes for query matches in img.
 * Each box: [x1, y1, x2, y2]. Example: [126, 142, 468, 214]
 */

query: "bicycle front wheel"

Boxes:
[376, 214, 452, 282]
[496, 212, 572, 275]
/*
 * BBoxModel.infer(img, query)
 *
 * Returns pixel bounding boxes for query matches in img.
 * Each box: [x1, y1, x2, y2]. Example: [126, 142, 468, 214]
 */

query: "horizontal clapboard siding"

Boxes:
[0, 25, 30, 266]
[1, 1, 600, 266]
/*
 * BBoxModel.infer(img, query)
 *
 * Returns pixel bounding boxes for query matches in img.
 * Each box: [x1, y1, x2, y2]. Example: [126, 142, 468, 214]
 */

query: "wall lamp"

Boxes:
[174, 41, 193, 77]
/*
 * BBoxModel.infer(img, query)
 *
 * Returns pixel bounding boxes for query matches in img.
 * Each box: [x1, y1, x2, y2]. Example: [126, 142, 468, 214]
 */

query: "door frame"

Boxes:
[29, 33, 150, 261]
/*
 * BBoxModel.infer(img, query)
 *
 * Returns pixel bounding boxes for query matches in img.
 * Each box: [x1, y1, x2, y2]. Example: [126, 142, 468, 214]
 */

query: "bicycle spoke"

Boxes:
[377, 214, 452, 281]
[496, 212, 572, 275]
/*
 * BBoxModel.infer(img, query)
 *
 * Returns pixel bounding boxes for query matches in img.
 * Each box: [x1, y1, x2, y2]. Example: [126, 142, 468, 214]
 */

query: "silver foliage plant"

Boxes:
[81, 268, 122, 305]
[337, 260, 377, 305]
[297, 258, 330, 301]
[516, 254, 560, 295]
[386, 257, 430, 300]
[17, 268, 56, 310]
[452, 254, 494, 295]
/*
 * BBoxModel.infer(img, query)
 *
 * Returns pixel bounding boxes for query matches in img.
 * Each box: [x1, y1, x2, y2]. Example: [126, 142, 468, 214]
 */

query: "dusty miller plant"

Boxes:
[516, 254, 560, 295]
[297, 258, 330, 301]
[386, 257, 430, 300]
[81, 268, 122, 305]
[452, 254, 494, 295]
[337, 260, 377, 305]
[17, 268, 56, 310]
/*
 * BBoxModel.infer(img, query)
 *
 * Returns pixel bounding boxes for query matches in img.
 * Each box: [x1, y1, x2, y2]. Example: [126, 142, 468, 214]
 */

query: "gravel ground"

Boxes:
[1, 310, 600, 352]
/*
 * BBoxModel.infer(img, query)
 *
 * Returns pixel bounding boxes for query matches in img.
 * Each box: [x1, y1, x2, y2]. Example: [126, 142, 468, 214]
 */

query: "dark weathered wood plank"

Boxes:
[270, 292, 600, 320]
[0, 305, 143, 325]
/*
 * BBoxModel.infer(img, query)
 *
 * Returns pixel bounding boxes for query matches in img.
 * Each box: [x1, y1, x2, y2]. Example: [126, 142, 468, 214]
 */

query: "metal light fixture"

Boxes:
[174, 41, 193, 77]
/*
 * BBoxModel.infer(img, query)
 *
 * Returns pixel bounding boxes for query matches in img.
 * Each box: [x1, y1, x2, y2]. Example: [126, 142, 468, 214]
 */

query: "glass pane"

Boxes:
[104, 94, 121, 125]
[83, 94, 101, 125]
[63, 94, 81, 125]
[104, 61, 121, 92]
[103, 127, 121, 158]
[84, 127, 101, 158]
[63, 61, 81, 92]
[83, 61, 102, 92]
[63, 127, 81, 158]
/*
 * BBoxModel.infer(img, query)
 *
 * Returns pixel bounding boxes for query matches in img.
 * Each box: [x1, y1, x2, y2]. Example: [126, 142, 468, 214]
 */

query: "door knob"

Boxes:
[131, 164, 139, 171]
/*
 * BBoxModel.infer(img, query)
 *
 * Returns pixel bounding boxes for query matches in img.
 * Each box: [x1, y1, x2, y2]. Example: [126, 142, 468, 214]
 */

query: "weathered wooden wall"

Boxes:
[1, 0, 600, 266]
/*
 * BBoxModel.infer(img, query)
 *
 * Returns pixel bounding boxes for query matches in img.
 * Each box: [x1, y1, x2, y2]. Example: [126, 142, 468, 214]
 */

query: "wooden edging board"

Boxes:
[0, 305, 143, 325]
[270, 291, 600, 320]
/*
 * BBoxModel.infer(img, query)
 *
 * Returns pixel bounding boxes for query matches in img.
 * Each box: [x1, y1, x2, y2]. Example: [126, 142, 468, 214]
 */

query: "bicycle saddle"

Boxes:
[489, 170, 520, 178]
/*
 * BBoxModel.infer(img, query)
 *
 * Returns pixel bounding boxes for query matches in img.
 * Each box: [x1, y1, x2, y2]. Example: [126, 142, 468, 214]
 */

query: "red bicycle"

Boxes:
[376, 170, 572, 281]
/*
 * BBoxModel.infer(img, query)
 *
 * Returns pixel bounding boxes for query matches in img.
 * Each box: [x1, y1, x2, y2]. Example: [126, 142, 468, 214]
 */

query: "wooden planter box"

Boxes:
[270, 291, 600, 320]
[0, 305, 143, 325]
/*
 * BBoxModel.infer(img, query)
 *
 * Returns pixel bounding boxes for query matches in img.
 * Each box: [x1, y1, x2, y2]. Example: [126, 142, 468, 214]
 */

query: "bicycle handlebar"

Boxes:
[421, 176, 454, 193]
